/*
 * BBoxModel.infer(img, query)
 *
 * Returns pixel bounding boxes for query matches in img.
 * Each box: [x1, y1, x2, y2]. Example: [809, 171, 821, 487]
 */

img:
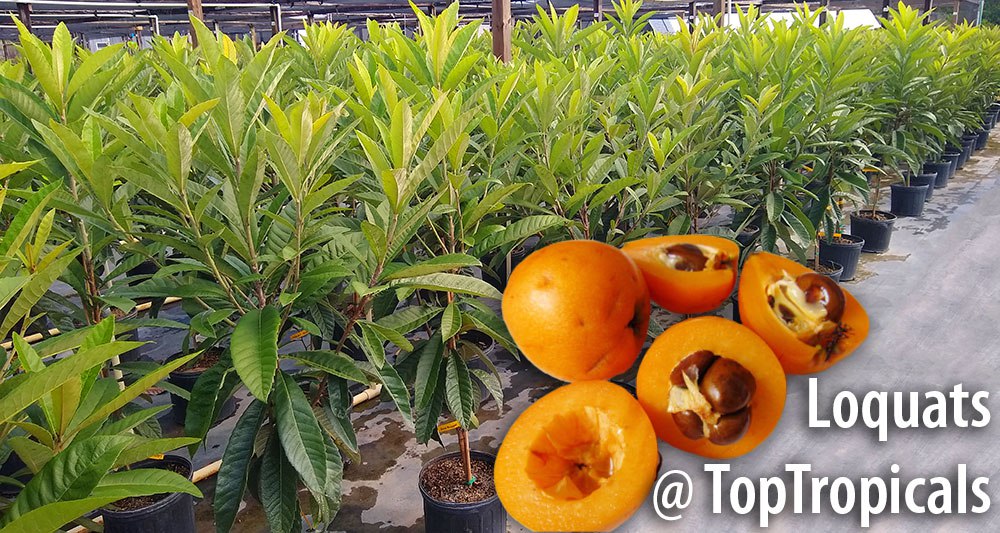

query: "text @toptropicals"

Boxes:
[652, 378, 992, 527]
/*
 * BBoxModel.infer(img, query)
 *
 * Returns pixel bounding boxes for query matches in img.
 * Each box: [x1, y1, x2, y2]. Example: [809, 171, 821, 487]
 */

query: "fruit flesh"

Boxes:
[623, 235, 738, 314]
[637, 316, 786, 459]
[496, 381, 659, 532]
[739, 252, 869, 374]
[502, 240, 651, 382]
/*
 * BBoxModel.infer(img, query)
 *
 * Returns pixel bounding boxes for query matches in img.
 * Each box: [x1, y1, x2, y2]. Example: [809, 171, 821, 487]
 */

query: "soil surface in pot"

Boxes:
[109, 461, 191, 511]
[813, 262, 839, 275]
[176, 348, 223, 373]
[828, 235, 858, 245]
[855, 211, 893, 222]
[421, 456, 496, 503]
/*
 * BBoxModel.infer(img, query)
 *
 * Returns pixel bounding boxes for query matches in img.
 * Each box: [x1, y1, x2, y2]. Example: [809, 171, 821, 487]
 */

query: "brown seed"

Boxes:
[665, 244, 709, 272]
[672, 411, 705, 440]
[795, 273, 846, 323]
[707, 408, 751, 445]
[669, 350, 718, 387]
[700, 358, 756, 414]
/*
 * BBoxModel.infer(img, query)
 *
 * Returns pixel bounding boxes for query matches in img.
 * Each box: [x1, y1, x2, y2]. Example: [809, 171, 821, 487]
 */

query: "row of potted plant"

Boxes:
[1, 1, 999, 531]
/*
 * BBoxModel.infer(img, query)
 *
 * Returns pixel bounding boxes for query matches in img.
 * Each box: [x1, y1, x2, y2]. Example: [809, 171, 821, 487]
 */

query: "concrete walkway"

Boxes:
[189, 128, 1000, 532]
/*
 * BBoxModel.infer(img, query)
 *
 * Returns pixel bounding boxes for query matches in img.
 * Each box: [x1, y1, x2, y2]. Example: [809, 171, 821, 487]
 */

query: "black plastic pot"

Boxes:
[819, 234, 864, 281]
[959, 137, 976, 167]
[909, 173, 936, 201]
[943, 151, 961, 179]
[890, 183, 928, 218]
[923, 161, 951, 190]
[420, 451, 506, 533]
[102, 455, 195, 533]
[819, 260, 844, 283]
[167, 357, 237, 426]
[975, 129, 989, 151]
[736, 224, 760, 249]
[850, 211, 896, 253]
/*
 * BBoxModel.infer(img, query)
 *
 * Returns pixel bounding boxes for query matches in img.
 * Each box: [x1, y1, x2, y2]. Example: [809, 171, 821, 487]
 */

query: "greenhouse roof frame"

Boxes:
[0, 0, 977, 41]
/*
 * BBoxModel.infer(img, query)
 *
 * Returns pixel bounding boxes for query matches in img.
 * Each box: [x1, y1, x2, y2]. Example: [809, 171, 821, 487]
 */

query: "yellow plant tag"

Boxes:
[290, 330, 309, 341]
[149, 454, 165, 460]
[437, 421, 461, 433]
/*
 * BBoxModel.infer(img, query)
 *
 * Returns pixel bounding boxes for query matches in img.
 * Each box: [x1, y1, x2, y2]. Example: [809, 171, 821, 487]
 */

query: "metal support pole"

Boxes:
[17, 2, 32, 33]
[150, 15, 160, 35]
[594, 0, 603, 21]
[492, 0, 512, 63]
[688, 1, 697, 23]
[270, 4, 282, 35]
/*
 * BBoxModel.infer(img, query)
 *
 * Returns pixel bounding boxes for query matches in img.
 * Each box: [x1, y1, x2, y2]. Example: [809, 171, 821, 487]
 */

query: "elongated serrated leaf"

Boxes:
[415, 372, 445, 445]
[231, 307, 281, 401]
[473, 215, 566, 255]
[389, 273, 501, 300]
[413, 334, 444, 411]
[0, 497, 119, 533]
[183, 360, 230, 444]
[0, 341, 142, 425]
[113, 437, 200, 469]
[471, 368, 503, 409]
[214, 401, 266, 533]
[440, 303, 461, 341]
[286, 351, 368, 383]
[93, 467, 202, 500]
[445, 354, 474, 428]
[1, 436, 131, 524]
[260, 434, 300, 533]
[377, 363, 412, 425]
[382, 253, 482, 281]
[375, 306, 441, 334]
[273, 371, 327, 494]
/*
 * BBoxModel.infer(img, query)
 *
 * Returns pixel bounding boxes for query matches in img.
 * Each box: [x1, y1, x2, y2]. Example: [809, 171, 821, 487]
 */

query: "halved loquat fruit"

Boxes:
[637, 316, 786, 459]
[501, 240, 651, 382]
[738, 252, 869, 374]
[622, 235, 738, 314]
[495, 381, 659, 532]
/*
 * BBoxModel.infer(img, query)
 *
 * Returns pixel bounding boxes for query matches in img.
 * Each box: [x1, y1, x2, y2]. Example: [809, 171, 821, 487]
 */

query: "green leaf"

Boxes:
[473, 215, 566, 255]
[1, 436, 131, 524]
[113, 437, 200, 469]
[377, 363, 412, 426]
[0, 497, 120, 533]
[285, 351, 368, 383]
[215, 401, 266, 533]
[231, 307, 281, 401]
[440, 302, 461, 341]
[0, 341, 142, 425]
[358, 320, 414, 352]
[0, 249, 81, 341]
[445, 354, 474, 428]
[6, 437, 53, 473]
[93, 467, 201, 500]
[184, 362, 232, 445]
[260, 436, 301, 533]
[273, 371, 327, 494]
[471, 368, 503, 409]
[382, 254, 482, 281]
[389, 273, 502, 300]
[413, 334, 444, 411]
[375, 306, 441, 335]
[415, 372, 445, 445]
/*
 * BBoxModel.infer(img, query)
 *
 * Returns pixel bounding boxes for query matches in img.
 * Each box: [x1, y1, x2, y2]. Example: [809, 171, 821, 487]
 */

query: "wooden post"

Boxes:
[492, 0, 512, 63]
[819, 0, 829, 24]
[188, 0, 203, 46]
[17, 2, 32, 33]
[688, 1, 697, 23]
[594, 0, 603, 22]
[952, 0, 961, 23]
[712, 0, 724, 16]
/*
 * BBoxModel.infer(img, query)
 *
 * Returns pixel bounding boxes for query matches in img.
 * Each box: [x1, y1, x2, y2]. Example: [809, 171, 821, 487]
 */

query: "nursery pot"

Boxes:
[943, 151, 961, 179]
[819, 234, 864, 281]
[850, 211, 896, 254]
[890, 183, 928, 218]
[167, 352, 237, 425]
[419, 451, 506, 533]
[736, 224, 760, 249]
[975, 129, 989, 151]
[923, 160, 951, 189]
[959, 136, 976, 167]
[909, 173, 936, 201]
[102, 455, 195, 533]
[818, 260, 844, 283]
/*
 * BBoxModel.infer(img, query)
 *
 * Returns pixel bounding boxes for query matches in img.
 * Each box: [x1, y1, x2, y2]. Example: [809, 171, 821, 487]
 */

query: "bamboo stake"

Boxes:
[457, 427, 473, 484]
[0, 297, 182, 350]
